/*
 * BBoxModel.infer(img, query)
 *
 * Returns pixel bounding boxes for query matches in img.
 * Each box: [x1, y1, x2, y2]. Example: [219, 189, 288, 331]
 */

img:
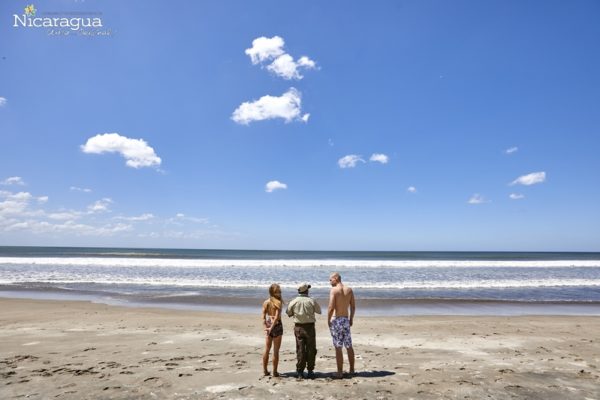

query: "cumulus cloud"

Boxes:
[407, 186, 417, 193]
[510, 171, 546, 186]
[369, 153, 389, 164]
[338, 155, 365, 169]
[265, 180, 288, 193]
[37, 196, 49, 204]
[232, 88, 308, 125]
[70, 186, 92, 193]
[81, 133, 162, 169]
[88, 198, 113, 213]
[267, 54, 317, 80]
[245, 36, 286, 64]
[468, 194, 488, 204]
[0, 97, 6, 107]
[505, 146, 518, 154]
[509, 193, 525, 200]
[1, 177, 25, 186]
[245, 36, 317, 80]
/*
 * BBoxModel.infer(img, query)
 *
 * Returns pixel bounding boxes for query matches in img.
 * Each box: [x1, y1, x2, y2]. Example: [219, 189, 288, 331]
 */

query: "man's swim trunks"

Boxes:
[329, 316, 352, 348]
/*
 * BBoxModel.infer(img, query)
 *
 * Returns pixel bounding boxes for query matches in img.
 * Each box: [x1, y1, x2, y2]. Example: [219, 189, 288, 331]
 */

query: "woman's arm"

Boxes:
[261, 302, 269, 332]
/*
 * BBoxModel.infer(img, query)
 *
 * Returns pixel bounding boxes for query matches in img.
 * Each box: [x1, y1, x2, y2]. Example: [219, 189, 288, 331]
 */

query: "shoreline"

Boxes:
[0, 298, 599, 399]
[2, 287, 600, 316]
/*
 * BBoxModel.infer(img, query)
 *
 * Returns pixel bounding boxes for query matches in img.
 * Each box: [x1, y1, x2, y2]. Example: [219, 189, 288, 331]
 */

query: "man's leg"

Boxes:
[306, 324, 317, 374]
[294, 325, 306, 377]
[347, 346, 355, 374]
[330, 318, 344, 378]
[334, 347, 344, 377]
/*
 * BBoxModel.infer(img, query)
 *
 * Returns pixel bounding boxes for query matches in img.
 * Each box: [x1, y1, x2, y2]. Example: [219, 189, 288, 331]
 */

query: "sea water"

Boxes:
[1, 246, 599, 315]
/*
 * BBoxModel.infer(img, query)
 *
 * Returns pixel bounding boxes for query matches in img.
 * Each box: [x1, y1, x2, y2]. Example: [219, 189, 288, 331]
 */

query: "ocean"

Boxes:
[1, 246, 600, 315]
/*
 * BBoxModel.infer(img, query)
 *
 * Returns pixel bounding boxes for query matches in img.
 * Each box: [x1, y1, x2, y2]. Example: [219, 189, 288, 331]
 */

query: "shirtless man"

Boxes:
[327, 272, 355, 378]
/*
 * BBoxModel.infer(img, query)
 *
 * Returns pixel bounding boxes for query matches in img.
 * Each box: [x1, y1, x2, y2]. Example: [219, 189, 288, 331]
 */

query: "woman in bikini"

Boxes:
[261, 283, 283, 377]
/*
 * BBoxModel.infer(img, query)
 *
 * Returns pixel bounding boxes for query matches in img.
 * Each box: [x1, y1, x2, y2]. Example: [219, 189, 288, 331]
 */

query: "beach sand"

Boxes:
[0, 298, 598, 399]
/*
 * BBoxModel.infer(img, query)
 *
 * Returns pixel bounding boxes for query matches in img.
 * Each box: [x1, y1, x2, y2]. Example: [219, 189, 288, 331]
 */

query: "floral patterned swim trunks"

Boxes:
[329, 316, 352, 348]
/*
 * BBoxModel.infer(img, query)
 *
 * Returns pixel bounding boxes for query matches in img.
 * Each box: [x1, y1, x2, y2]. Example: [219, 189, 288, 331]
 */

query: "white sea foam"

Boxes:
[1, 257, 599, 269]
[0, 277, 599, 289]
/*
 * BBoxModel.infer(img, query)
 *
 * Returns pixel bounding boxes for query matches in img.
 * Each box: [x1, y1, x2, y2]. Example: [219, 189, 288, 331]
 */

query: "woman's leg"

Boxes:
[263, 335, 273, 375]
[272, 335, 282, 376]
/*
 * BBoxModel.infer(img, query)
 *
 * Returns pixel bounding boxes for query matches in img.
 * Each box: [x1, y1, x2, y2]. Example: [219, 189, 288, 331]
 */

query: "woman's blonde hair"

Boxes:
[268, 283, 283, 311]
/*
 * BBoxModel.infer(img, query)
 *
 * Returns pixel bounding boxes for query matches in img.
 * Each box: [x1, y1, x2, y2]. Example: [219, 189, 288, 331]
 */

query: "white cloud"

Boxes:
[3, 220, 132, 236]
[510, 171, 546, 186]
[1, 177, 25, 186]
[407, 186, 417, 193]
[37, 196, 49, 204]
[70, 186, 92, 193]
[505, 146, 518, 154]
[267, 54, 317, 80]
[245, 36, 317, 80]
[301, 113, 310, 123]
[0, 97, 6, 107]
[338, 155, 365, 169]
[88, 198, 113, 213]
[297, 56, 316, 69]
[232, 88, 305, 125]
[47, 211, 82, 221]
[328, 138, 334, 147]
[468, 194, 488, 204]
[267, 54, 299, 79]
[81, 133, 162, 169]
[265, 180, 287, 193]
[0, 191, 33, 216]
[116, 213, 155, 222]
[169, 213, 209, 224]
[369, 153, 389, 164]
[509, 193, 525, 200]
[245, 36, 286, 65]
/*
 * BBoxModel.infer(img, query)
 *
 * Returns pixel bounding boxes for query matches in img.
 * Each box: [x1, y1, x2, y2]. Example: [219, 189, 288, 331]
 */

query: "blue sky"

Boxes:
[1, 0, 599, 251]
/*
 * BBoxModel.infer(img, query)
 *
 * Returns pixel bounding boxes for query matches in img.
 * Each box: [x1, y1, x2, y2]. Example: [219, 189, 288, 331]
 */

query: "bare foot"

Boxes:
[263, 370, 271, 376]
[273, 372, 280, 378]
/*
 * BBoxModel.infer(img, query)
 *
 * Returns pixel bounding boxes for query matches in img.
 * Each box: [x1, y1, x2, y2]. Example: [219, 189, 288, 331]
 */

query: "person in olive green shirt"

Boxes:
[286, 283, 321, 379]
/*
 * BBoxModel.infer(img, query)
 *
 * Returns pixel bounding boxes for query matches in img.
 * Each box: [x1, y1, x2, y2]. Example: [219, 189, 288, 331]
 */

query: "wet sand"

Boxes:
[0, 298, 598, 399]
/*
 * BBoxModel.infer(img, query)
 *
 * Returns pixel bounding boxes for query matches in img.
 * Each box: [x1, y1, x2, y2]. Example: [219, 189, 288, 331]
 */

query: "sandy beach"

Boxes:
[0, 298, 598, 399]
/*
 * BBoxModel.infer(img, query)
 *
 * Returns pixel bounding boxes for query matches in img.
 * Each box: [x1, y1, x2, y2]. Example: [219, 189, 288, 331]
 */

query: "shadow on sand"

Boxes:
[278, 370, 395, 380]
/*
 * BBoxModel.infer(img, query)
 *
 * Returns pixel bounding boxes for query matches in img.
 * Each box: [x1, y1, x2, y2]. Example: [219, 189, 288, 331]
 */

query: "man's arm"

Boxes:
[314, 299, 322, 315]
[286, 299, 294, 317]
[349, 289, 355, 326]
[327, 289, 335, 327]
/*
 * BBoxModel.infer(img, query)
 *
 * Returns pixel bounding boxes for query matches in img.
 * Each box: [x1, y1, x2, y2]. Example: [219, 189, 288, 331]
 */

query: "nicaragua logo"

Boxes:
[24, 4, 36, 17]
[13, 4, 104, 31]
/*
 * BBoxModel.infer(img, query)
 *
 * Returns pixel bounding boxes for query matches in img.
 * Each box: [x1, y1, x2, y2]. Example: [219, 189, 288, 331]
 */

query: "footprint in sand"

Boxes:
[143, 377, 170, 388]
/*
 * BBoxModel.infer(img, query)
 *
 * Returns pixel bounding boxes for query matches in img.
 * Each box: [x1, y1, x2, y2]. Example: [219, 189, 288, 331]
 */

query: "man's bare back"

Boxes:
[330, 284, 354, 319]
[328, 272, 356, 325]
